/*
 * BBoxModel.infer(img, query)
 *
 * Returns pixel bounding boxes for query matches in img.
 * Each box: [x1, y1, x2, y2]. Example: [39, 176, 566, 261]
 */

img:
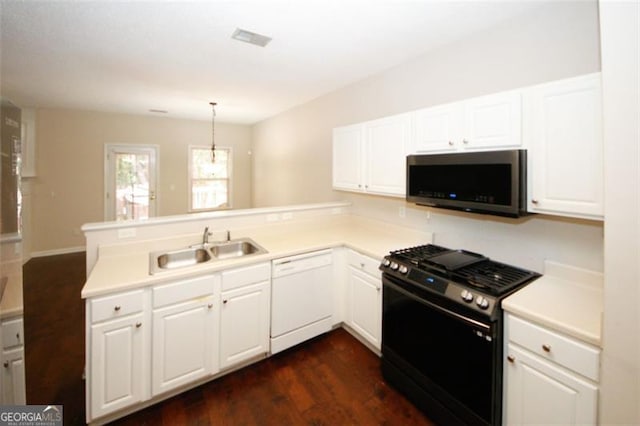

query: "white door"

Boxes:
[219, 282, 270, 369]
[105, 145, 158, 221]
[364, 114, 411, 196]
[348, 267, 381, 349]
[90, 314, 145, 418]
[152, 298, 216, 396]
[505, 344, 598, 425]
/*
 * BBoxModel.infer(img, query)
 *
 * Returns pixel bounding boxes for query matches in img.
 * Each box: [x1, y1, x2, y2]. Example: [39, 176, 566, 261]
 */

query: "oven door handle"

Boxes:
[383, 276, 491, 331]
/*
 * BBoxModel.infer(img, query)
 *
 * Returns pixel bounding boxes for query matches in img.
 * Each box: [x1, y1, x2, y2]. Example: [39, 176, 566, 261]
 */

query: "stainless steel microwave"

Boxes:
[406, 150, 529, 218]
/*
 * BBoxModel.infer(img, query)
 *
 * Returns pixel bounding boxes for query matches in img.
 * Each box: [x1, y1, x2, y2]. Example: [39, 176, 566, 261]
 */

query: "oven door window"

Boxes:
[383, 279, 497, 424]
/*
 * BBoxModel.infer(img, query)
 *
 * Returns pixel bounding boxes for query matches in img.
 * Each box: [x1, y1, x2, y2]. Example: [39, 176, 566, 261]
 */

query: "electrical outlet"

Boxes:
[266, 213, 280, 222]
[118, 228, 137, 239]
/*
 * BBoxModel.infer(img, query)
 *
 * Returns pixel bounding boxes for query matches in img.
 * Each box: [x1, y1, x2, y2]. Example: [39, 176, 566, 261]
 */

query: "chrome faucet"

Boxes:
[202, 226, 213, 246]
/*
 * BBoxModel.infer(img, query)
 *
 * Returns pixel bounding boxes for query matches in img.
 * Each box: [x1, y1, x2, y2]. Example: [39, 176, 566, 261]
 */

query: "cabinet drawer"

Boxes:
[508, 315, 600, 381]
[221, 262, 270, 292]
[153, 275, 215, 308]
[2, 317, 24, 349]
[347, 250, 381, 279]
[91, 290, 145, 323]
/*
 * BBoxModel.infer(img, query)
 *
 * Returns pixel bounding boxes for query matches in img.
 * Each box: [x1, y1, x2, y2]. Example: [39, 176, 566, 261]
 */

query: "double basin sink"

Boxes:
[149, 238, 268, 275]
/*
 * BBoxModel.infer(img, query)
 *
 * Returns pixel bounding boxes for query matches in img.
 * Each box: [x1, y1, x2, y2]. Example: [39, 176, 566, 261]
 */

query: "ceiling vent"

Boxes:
[231, 28, 272, 47]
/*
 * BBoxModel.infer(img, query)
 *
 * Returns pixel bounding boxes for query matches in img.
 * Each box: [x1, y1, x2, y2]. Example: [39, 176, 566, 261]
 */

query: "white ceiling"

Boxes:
[0, 1, 544, 124]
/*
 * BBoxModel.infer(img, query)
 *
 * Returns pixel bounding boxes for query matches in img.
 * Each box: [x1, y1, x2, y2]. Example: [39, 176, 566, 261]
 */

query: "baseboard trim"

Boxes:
[30, 246, 86, 258]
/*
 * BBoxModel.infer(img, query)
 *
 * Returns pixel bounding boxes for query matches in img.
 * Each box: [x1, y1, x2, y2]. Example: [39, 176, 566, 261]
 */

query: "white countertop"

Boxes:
[1, 254, 23, 319]
[502, 261, 603, 347]
[82, 215, 432, 299]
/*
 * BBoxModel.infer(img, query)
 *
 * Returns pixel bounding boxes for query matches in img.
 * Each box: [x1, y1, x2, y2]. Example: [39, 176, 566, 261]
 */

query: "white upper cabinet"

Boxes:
[525, 73, 603, 220]
[412, 90, 522, 153]
[413, 103, 459, 152]
[364, 114, 411, 196]
[332, 124, 363, 191]
[332, 113, 410, 197]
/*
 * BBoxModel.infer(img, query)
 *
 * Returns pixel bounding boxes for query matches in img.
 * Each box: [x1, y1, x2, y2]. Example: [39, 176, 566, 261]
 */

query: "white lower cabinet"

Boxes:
[504, 314, 600, 425]
[90, 311, 148, 419]
[219, 263, 270, 370]
[346, 250, 382, 350]
[1, 316, 25, 405]
[151, 275, 218, 396]
[1, 349, 25, 405]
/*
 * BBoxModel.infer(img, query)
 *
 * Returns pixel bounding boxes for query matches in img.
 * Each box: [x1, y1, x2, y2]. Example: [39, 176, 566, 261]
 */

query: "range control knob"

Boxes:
[390, 262, 399, 271]
[461, 289, 474, 303]
[398, 265, 408, 274]
[382, 259, 391, 267]
[476, 296, 490, 310]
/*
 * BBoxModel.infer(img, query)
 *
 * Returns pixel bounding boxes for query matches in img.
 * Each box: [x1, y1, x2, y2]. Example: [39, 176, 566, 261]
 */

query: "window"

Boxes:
[189, 146, 231, 211]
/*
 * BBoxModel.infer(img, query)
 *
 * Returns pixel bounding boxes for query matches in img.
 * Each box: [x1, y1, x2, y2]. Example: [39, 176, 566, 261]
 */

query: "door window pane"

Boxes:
[115, 152, 150, 220]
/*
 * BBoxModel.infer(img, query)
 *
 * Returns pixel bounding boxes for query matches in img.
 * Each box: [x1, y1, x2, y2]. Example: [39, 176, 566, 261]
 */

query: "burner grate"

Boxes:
[453, 261, 538, 294]
[391, 244, 449, 261]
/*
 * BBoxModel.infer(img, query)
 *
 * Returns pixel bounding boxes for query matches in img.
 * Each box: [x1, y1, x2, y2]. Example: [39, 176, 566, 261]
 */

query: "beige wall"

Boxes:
[29, 109, 252, 254]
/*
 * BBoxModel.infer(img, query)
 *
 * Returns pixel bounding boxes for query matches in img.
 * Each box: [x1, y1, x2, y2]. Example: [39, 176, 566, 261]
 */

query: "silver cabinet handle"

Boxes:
[3, 362, 8, 368]
[223, 299, 228, 304]
[507, 355, 515, 363]
[135, 322, 142, 328]
[448, 140, 454, 146]
[462, 139, 469, 144]
[531, 199, 539, 205]
[207, 303, 213, 309]
[542, 344, 551, 353]
[114, 305, 121, 311]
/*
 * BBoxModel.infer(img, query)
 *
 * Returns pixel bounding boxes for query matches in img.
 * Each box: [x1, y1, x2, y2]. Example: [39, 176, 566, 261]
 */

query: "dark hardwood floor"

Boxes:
[23, 251, 87, 425]
[24, 252, 433, 426]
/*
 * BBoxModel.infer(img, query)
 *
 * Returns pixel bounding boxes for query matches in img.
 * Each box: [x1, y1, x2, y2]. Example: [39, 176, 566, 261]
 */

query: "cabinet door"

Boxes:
[90, 313, 146, 419]
[332, 124, 363, 191]
[505, 344, 598, 426]
[364, 114, 411, 196]
[220, 281, 270, 369]
[413, 103, 460, 153]
[526, 73, 603, 219]
[463, 91, 522, 149]
[1, 348, 25, 405]
[152, 297, 217, 396]
[347, 267, 381, 349]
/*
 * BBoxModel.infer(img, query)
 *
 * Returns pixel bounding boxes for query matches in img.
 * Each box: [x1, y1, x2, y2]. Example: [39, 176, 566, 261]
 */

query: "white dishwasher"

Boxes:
[271, 249, 333, 354]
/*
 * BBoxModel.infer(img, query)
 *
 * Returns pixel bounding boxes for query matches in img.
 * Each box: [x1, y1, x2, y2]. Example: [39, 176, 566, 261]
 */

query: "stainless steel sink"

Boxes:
[149, 238, 267, 274]
[153, 247, 212, 272]
[210, 238, 267, 260]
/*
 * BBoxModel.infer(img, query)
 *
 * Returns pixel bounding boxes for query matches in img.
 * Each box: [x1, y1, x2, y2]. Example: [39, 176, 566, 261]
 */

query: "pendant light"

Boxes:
[209, 101, 217, 162]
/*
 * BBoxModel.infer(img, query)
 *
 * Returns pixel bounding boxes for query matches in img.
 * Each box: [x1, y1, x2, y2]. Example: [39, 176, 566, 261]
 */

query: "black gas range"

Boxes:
[380, 244, 540, 426]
